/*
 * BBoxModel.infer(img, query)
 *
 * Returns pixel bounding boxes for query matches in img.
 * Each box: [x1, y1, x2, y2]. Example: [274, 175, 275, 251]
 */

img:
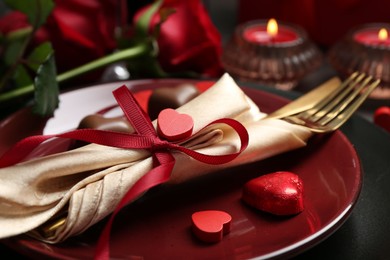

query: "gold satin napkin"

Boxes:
[0, 73, 311, 243]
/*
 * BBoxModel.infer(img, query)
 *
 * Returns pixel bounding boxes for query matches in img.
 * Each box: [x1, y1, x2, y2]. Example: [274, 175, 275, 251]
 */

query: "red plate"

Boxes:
[0, 79, 362, 259]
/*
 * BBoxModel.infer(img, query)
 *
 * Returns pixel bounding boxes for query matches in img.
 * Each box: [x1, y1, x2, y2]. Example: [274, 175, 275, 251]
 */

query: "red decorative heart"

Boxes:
[157, 108, 194, 142]
[374, 106, 390, 133]
[191, 210, 232, 243]
[242, 171, 304, 216]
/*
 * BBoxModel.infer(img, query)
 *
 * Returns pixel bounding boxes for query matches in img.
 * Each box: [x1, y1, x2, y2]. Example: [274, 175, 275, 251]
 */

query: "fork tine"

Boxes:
[282, 72, 380, 133]
[299, 72, 364, 121]
[319, 78, 380, 130]
[318, 74, 373, 125]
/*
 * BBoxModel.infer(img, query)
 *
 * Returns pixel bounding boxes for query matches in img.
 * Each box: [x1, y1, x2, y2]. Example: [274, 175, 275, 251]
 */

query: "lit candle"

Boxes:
[354, 27, 390, 46]
[222, 18, 322, 90]
[243, 18, 299, 45]
[328, 23, 390, 99]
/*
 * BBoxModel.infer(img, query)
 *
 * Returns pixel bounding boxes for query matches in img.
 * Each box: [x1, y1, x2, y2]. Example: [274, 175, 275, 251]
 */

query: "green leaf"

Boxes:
[33, 51, 59, 116]
[13, 64, 33, 88]
[0, 27, 32, 91]
[135, 0, 163, 38]
[26, 41, 53, 72]
[4, 0, 54, 28]
[5, 26, 33, 42]
[3, 28, 31, 66]
[3, 40, 24, 67]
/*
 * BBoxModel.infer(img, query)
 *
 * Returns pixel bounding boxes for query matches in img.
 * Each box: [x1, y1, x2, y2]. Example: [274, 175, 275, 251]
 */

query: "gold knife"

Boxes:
[265, 77, 341, 119]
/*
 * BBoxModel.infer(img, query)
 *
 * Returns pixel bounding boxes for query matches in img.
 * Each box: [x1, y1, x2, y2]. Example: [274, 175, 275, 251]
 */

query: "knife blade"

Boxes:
[265, 77, 341, 119]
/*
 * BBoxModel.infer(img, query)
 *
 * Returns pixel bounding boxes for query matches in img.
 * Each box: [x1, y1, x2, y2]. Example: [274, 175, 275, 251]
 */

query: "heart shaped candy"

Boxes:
[374, 106, 390, 133]
[157, 108, 194, 142]
[191, 210, 232, 243]
[242, 171, 304, 216]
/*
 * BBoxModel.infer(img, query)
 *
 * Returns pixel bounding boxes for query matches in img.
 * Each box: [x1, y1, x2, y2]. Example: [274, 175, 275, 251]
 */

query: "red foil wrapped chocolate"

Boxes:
[242, 171, 304, 215]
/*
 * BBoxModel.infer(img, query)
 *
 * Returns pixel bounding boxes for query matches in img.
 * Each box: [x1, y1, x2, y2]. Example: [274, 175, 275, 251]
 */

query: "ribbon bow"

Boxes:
[0, 85, 249, 260]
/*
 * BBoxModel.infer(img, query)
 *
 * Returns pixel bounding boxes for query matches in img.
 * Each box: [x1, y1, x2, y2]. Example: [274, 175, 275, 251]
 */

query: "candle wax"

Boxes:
[243, 24, 299, 45]
[354, 28, 390, 46]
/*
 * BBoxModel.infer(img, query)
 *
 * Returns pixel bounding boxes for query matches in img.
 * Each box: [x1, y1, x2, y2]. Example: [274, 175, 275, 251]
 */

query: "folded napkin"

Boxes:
[0, 73, 311, 243]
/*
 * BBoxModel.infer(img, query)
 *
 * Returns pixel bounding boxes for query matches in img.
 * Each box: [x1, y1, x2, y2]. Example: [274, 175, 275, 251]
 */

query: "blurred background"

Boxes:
[204, 0, 390, 48]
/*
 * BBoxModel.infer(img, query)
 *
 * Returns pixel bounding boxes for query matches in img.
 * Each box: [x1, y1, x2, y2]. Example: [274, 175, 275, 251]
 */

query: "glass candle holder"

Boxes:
[328, 23, 390, 100]
[222, 19, 323, 90]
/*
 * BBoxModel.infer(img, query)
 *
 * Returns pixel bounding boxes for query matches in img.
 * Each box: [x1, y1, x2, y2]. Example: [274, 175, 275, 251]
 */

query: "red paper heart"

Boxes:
[157, 108, 194, 141]
[191, 210, 232, 243]
[242, 171, 304, 215]
[374, 106, 390, 133]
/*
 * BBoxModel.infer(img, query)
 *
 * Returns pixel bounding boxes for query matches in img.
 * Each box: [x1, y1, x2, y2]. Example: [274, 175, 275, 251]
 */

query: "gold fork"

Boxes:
[267, 72, 380, 133]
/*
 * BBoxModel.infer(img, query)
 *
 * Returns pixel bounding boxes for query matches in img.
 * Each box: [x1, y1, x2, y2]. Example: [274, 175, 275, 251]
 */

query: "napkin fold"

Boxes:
[0, 73, 311, 243]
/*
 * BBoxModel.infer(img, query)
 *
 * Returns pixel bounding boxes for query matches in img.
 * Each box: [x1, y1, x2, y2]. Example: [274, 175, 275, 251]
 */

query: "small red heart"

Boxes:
[242, 171, 304, 216]
[157, 108, 194, 142]
[191, 210, 232, 243]
[374, 106, 390, 133]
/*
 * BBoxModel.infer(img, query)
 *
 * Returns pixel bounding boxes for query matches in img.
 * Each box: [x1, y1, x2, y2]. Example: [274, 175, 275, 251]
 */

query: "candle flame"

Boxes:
[378, 28, 388, 41]
[267, 18, 278, 36]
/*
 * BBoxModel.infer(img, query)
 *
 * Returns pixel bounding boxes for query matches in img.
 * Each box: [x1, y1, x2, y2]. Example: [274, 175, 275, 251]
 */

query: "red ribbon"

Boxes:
[0, 85, 249, 259]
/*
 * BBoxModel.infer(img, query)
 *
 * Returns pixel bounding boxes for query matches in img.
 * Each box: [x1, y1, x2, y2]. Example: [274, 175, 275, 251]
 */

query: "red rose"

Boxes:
[1, 0, 223, 82]
[0, 0, 118, 83]
[135, 0, 224, 77]
[0, 11, 29, 34]
[34, 0, 118, 81]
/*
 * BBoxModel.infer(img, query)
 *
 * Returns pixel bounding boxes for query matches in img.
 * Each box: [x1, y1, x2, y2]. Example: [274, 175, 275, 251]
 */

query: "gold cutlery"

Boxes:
[267, 72, 380, 133]
[265, 76, 342, 119]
